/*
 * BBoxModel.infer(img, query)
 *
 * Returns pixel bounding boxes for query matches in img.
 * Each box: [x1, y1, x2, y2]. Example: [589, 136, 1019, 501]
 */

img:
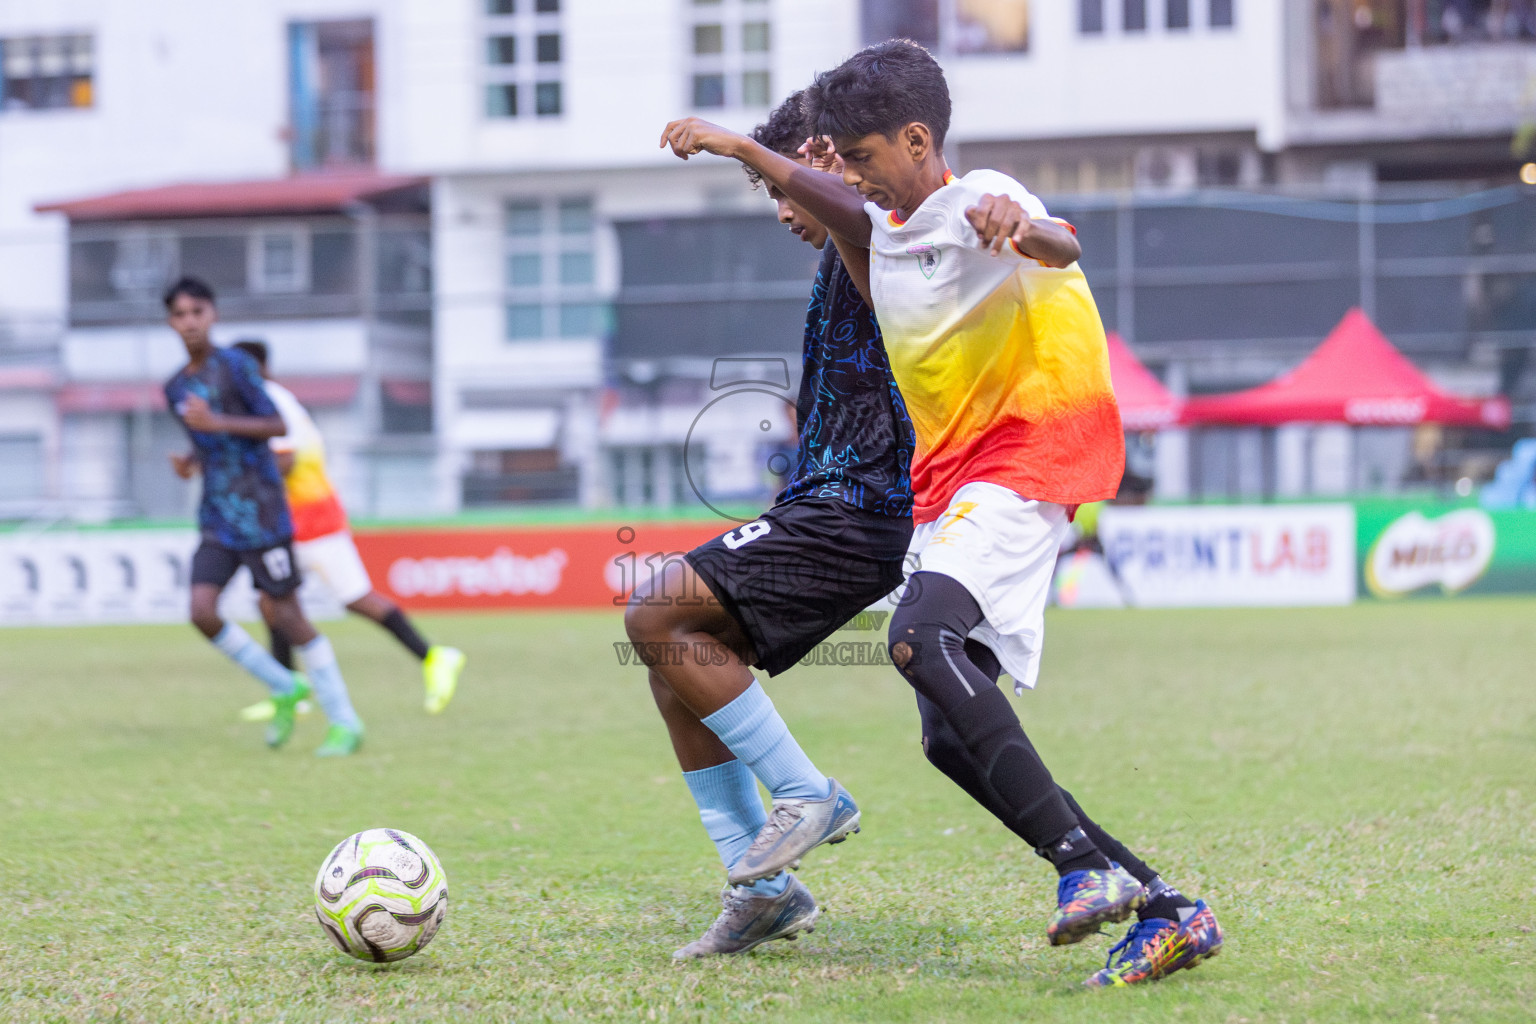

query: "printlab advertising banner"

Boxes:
[1096, 504, 1358, 607]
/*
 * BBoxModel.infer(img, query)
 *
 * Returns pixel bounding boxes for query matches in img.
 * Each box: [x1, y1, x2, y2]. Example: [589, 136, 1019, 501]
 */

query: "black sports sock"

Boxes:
[380, 608, 431, 660]
[268, 626, 294, 670]
[1058, 787, 1158, 886]
[1138, 876, 1197, 922]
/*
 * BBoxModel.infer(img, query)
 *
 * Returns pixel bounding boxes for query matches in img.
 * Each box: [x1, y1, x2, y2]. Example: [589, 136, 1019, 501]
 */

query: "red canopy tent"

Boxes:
[1106, 332, 1183, 430]
[1181, 309, 1510, 429]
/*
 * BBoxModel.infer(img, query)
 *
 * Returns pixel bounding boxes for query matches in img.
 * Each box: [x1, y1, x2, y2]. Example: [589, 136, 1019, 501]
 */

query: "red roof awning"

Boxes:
[57, 375, 358, 413]
[1106, 332, 1182, 430]
[382, 378, 432, 407]
[281, 375, 360, 408]
[1182, 309, 1510, 429]
[36, 173, 427, 221]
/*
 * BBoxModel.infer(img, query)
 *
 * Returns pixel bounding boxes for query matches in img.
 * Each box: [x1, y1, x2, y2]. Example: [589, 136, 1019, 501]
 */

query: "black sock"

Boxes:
[380, 608, 430, 660]
[269, 626, 294, 670]
[1058, 786, 1158, 886]
[1138, 876, 1197, 922]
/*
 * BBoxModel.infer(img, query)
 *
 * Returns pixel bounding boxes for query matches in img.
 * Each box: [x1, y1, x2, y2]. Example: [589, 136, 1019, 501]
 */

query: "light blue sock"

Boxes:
[701, 681, 831, 803]
[682, 760, 789, 897]
[300, 635, 362, 731]
[212, 622, 296, 697]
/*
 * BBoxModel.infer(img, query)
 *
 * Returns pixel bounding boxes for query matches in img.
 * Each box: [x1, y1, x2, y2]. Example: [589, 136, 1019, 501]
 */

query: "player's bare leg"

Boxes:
[192, 583, 309, 747]
[628, 559, 842, 953]
[627, 558, 859, 882]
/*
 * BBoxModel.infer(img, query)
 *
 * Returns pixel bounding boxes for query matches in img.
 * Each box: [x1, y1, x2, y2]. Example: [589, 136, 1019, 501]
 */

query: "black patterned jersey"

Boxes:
[165, 347, 293, 550]
[775, 246, 915, 517]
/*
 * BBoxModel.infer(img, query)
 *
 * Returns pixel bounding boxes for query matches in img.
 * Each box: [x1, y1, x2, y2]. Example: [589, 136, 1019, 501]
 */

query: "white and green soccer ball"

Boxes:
[313, 828, 448, 962]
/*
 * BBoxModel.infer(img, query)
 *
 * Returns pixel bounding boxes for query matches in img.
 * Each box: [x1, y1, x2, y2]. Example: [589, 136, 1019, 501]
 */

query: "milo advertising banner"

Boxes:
[1355, 499, 1536, 599]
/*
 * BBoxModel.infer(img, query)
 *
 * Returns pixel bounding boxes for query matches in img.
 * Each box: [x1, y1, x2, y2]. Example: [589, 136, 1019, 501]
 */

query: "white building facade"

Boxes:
[1, 0, 1530, 518]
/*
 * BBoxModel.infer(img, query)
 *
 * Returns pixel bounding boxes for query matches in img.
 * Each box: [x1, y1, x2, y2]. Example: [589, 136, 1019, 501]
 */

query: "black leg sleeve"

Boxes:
[892, 572, 1083, 851]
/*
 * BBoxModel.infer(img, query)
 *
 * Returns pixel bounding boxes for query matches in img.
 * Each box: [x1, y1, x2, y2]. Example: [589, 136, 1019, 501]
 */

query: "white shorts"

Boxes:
[903, 481, 1070, 692]
[295, 530, 374, 607]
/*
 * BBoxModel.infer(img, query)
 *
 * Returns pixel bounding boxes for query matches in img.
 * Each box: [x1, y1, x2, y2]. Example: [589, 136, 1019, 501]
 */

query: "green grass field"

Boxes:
[2, 600, 1533, 1023]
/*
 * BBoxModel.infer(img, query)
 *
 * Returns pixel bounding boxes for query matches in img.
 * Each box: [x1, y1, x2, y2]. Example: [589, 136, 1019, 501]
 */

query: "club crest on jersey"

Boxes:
[906, 244, 941, 279]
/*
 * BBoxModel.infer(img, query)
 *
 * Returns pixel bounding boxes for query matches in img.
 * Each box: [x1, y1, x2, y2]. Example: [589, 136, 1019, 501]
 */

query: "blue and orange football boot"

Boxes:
[1046, 865, 1145, 945]
[1085, 900, 1224, 988]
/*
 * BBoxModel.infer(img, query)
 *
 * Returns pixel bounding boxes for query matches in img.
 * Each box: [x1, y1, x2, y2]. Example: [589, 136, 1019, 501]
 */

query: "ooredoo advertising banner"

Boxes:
[1098, 504, 1358, 607]
[353, 521, 729, 611]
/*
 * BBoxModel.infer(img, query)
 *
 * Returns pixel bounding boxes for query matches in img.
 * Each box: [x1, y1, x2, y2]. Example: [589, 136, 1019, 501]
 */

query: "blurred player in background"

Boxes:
[230, 340, 465, 720]
[628, 92, 914, 959]
[163, 277, 365, 757]
[662, 40, 1221, 988]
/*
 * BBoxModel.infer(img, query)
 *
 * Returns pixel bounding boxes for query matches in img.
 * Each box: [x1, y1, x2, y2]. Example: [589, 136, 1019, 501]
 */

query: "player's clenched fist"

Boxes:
[965, 193, 1034, 256]
[965, 193, 1082, 268]
[660, 117, 746, 161]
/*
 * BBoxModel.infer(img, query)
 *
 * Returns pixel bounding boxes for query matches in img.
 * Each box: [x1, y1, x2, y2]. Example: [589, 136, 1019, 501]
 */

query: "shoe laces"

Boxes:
[755, 800, 806, 844]
[1104, 917, 1174, 969]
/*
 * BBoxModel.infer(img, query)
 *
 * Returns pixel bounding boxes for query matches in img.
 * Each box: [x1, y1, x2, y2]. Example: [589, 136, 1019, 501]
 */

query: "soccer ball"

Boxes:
[313, 828, 448, 962]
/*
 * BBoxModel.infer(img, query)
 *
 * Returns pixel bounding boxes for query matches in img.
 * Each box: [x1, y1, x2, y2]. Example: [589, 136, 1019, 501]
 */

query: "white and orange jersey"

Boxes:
[866, 168, 1125, 524]
[264, 380, 349, 542]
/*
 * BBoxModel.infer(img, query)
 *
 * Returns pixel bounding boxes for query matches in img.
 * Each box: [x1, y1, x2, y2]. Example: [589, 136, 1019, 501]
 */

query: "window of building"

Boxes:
[1080, 0, 1105, 33]
[484, 0, 563, 119]
[1167, 0, 1191, 30]
[950, 0, 1030, 53]
[859, 1, 1027, 53]
[860, 0, 941, 48]
[249, 227, 311, 294]
[504, 197, 606, 341]
[288, 20, 374, 170]
[689, 0, 773, 109]
[1, 34, 94, 111]
[1123, 0, 1147, 31]
[1209, 0, 1234, 28]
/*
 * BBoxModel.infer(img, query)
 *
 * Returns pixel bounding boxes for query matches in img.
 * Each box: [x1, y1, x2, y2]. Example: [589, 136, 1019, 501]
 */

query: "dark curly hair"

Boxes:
[804, 39, 951, 150]
[744, 90, 810, 189]
[162, 275, 216, 309]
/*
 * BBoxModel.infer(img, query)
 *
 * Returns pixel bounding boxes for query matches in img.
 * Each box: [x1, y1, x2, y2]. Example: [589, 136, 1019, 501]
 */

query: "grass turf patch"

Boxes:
[1, 600, 1533, 1022]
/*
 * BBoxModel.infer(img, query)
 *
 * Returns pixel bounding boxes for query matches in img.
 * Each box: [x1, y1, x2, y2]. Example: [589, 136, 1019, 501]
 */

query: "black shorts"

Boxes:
[685, 499, 913, 677]
[190, 540, 303, 599]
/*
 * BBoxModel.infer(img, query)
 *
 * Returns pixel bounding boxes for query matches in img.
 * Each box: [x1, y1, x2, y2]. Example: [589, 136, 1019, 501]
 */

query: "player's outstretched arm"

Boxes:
[178, 394, 287, 439]
[965, 194, 1082, 268]
[660, 117, 872, 246]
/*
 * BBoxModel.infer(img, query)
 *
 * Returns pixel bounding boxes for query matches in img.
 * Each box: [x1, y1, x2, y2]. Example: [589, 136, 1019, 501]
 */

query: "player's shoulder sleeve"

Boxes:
[865, 199, 894, 241]
[263, 381, 301, 452]
[947, 169, 1073, 260]
[224, 348, 279, 419]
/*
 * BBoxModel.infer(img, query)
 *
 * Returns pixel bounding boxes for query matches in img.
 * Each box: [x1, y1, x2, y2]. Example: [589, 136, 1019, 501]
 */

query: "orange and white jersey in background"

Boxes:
[867, 168, 1125, 524]
[264, 380, 349, 542]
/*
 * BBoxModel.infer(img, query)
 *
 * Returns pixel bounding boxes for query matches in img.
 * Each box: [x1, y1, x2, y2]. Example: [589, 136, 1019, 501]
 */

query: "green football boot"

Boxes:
[264, 676, 312, 749]
[315, 723, 364, 758]
[241, 674, 312, 722]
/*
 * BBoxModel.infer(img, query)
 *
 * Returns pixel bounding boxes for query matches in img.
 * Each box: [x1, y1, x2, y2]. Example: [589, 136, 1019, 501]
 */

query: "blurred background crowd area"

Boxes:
[2, 0, 1535, 525]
